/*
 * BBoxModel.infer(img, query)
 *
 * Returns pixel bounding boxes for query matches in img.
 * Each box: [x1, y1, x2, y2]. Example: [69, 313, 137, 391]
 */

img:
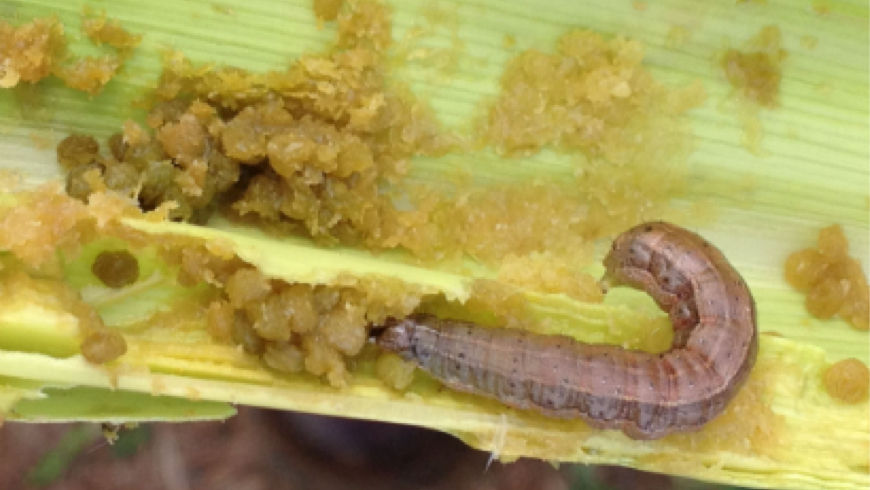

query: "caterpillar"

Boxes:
[375, 222, 757, 439]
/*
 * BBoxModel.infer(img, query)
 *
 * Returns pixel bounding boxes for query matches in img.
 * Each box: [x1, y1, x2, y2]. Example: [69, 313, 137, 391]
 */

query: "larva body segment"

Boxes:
[376, 222, 758, 440]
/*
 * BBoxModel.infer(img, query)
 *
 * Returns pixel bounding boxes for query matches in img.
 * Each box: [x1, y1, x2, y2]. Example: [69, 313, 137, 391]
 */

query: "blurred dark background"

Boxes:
[0, 408, 747, 490]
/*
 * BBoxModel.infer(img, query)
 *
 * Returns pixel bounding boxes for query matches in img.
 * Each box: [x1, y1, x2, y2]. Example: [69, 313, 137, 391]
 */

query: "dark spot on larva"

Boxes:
[562, 377, 569, 384]
[644, 224, 653, 232]
[458, 352, 465, 359]
[454, 362, 461, 370]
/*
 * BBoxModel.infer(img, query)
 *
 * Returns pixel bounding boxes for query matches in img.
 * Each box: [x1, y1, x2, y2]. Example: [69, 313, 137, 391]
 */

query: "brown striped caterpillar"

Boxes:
[376, 222, 758, 439]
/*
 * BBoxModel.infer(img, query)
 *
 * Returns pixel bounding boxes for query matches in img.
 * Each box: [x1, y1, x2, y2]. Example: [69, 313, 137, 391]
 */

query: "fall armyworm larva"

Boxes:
[375, 222, 758, 439]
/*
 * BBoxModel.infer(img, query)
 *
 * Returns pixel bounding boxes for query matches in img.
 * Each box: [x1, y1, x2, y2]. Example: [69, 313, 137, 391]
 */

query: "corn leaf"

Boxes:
[0, 1, 868, 489]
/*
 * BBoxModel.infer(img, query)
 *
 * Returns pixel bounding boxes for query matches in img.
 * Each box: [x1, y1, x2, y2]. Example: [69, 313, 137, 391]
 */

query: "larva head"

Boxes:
[602, 222, 664, 287]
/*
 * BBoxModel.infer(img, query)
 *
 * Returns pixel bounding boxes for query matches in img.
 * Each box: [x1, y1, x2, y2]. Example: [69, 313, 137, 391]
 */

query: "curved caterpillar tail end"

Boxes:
[373, 317, 415, 354]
